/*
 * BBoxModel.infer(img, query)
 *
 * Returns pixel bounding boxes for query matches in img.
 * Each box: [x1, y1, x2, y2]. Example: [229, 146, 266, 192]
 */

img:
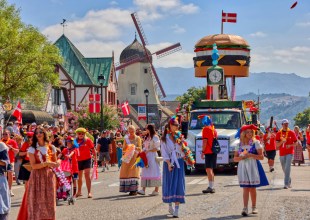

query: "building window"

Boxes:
[130, 83, 137, 95]
[143, 67, 148, 74]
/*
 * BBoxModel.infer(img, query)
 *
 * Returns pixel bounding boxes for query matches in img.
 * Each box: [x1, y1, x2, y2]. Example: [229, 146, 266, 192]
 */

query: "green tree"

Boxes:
[176, 86, 206, 106]
[0, 0, 62, 107]
[294, 107, 310, 128]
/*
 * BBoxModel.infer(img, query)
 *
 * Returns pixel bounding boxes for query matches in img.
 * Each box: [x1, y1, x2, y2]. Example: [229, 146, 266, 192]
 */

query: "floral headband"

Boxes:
[169, 115, 179, 125]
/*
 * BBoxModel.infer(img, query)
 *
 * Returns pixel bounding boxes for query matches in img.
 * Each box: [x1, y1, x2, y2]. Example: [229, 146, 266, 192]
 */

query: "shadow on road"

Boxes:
[93, 194, 152, 201]
[138, 214, 171, 220]
[257, 187, 283, 191]
[291, 189, 310, 192]
[204, 215, 256, 219]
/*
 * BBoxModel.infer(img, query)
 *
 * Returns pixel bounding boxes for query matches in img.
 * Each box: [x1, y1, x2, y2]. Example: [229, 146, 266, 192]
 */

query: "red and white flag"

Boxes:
[12, 101, 22, 124]
[222, 11, 237, 23]
[121, 101, 130, 116]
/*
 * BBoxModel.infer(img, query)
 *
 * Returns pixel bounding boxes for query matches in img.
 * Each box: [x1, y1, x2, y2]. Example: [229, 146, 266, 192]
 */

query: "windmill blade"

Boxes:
[155, 43, 182, 59]
[115, 55, 145, 71]
[149, 64, 166, 98]
[131, 12, 148, 46]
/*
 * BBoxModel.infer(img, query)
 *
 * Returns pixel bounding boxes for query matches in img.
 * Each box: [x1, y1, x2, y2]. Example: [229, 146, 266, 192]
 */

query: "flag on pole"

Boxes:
[12, 101, 22, 124]
[222, 11, 237, 23]
[121, 101, 130, 116]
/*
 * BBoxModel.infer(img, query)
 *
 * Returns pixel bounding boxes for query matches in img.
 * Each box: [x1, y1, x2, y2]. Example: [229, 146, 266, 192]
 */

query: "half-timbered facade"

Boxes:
[45, 35, 117, 122]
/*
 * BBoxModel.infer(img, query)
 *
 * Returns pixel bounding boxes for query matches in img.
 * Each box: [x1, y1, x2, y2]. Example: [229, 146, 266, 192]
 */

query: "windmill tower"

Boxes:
[117, 12, 182, 127]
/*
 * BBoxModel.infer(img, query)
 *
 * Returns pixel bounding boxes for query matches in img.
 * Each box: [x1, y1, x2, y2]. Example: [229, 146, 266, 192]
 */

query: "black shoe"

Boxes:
[202, 187, 215, 193]
[270, 168, 274, 172]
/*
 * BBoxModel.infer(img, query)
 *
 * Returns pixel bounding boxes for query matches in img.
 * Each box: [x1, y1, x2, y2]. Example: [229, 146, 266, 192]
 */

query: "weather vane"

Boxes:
[60, 19, 67, 34]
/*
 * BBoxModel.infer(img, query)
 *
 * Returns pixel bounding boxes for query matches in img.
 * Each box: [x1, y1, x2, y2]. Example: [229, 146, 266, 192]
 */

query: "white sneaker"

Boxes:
[169, 206, 174, 215]
[241, 207, 248, 216]
[252, 207, 258, 214]
[137, 190, 145, 195]
[173, 209, 179, 218]
[149, 190, 159, 196]
[10, 191, 14, 197]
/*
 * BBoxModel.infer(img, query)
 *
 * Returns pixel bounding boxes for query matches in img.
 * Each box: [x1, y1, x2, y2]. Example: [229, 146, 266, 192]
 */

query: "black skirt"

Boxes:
[18, 159, 31, 181]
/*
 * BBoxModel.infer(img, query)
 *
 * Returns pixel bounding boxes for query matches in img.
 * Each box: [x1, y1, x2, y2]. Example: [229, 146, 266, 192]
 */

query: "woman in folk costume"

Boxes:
[292, 126, 304, 166]
[0, 142, 10, 220]
[161, 117, 186, 218]
[234, 124, 269, 217]
[17, 126, 59, 220]
[137, 124, 161, 196]
[119, 125, 142, 195]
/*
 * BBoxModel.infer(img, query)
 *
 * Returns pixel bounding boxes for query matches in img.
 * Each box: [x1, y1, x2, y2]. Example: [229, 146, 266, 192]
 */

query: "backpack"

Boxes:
[211, 138, 221, 154]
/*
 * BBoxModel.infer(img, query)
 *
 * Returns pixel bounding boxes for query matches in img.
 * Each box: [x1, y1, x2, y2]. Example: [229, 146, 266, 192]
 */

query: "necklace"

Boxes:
[280, 128, 290, 140]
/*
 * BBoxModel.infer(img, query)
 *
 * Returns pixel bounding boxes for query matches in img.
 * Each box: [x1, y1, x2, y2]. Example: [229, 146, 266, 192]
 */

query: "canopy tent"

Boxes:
[5, 110, 55, 125]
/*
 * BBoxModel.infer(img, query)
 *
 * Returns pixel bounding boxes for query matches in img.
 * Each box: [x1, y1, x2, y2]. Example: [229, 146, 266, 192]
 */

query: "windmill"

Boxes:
[115, 12, 182, 98]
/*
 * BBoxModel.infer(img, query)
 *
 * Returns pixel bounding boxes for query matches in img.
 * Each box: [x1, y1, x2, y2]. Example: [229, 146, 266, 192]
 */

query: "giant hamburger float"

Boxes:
[193, 34, 250, 78]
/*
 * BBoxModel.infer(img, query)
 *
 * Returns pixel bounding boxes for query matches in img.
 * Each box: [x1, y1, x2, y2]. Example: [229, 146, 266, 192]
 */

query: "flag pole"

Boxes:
[221, 10, 224, 34]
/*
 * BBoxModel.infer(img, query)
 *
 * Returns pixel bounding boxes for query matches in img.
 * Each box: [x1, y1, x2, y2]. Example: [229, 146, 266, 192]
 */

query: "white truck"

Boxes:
[184, 100, 251, 174]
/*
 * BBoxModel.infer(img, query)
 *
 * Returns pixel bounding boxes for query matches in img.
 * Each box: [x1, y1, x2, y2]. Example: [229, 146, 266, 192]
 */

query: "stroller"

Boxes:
[56, 158, 76, 205]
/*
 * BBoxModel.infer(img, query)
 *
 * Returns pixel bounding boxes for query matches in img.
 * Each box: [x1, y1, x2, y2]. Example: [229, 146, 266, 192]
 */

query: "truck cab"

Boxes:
[185, 100, 248, 173]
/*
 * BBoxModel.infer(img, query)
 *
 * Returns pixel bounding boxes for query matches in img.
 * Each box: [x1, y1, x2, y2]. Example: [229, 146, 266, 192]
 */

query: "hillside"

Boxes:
[157, 67, 310, 97]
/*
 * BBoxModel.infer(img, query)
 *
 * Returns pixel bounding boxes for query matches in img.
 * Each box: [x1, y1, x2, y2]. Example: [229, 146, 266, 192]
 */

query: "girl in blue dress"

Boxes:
[161, 117, 185, 218]
[234, 124, 269, 217]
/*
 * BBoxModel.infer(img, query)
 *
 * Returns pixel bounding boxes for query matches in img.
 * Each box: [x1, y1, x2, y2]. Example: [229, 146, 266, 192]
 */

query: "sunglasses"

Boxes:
[36, 131, 44, 135]
[77, 133, 85, 135]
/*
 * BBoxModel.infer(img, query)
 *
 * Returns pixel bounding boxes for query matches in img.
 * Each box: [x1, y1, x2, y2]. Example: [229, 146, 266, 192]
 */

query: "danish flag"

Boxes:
[12, 101, 22, 124]
[121, 101, 130, 116]
[222, 11, 237, 23]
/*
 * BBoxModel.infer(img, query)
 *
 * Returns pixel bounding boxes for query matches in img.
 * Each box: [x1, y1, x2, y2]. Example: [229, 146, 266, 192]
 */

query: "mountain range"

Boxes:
[157, 67, 310, 97]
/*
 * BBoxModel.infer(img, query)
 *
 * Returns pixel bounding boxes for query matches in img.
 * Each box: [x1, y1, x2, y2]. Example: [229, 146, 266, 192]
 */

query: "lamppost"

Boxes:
[144, 89, 149, 124]
[98, 74, 105, 132]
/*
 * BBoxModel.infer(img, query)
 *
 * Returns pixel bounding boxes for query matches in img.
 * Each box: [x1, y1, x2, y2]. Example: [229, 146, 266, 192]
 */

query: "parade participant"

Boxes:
[13, 135, 23, 185]
[115, 132, 124, 170]
[263, 127, 277, 172]
[276, 119, 297, 189]
[17, 126, 59, 220]
[28, 122, 37, 132]
[0, 142, 10, 220]
[234, 124, 269, 216]
[109, 132, 118, 166]
[306, 124, 310, 164]
[75, 127, 96, 198]
[200, 115, 218, 194]
[58, 136, 79, 198]
[18, 132, 34, 185]
[161, 117, 186, 218]
[119, 125, 141, 196]
[292, 126, 304, 166]
[137, 124, 161, 196]
[96, 131, 111, 172]
[2, 130, 19, 197]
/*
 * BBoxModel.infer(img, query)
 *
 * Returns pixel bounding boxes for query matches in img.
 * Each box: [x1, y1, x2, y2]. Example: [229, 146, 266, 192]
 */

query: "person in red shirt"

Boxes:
[58, 136, 79, 197]
[2, 130, 19, 196]
[18, 132, 34, 185]
[306, 124, 310, 164]
[275, 119, 297, 189]
[200, 115, 218, 194]
[263, 127, 277, 172]
[75, 128, 96, 198]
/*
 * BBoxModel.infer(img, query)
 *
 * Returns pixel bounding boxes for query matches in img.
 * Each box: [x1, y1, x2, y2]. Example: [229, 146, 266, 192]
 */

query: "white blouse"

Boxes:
[161, 134, 184, 168]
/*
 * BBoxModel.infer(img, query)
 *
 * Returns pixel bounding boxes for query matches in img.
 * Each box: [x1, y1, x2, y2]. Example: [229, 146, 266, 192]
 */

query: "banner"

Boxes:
[121, 101, 130, 116]
[138, 104, 146, 120]
[89, 94, 100, 113]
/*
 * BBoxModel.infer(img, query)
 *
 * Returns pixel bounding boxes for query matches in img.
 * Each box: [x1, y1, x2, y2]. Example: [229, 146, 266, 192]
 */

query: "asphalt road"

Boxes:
[9, 152, 310, 220]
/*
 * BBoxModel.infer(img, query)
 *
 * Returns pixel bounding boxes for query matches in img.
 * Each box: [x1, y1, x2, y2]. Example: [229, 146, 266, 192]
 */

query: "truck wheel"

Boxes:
[184, 162, 192, 175]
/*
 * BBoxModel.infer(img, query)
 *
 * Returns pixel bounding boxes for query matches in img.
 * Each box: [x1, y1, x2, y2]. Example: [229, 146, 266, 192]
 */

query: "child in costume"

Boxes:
[234, 124, 269, 217]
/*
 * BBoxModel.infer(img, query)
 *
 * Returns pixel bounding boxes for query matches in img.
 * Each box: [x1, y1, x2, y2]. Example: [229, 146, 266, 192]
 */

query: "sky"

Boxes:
[6, 0, 310, 77]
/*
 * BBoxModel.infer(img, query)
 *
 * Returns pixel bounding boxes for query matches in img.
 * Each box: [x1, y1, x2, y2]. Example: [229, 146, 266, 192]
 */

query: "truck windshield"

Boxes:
[189, 111, 241, 130]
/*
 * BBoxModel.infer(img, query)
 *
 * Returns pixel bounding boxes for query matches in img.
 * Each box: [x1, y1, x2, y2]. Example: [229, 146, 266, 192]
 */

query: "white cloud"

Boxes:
[171, 24, 186, 34]
[296, 21, 310, 27]
[249, 31, 267, 38]
[110, 1, 118, 6]
[42, 8, 132, 42]
[272, 47, 309, 64]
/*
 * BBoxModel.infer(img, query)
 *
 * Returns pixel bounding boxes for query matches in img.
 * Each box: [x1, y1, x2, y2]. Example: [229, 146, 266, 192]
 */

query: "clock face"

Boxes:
[209, 70, 222, 83]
